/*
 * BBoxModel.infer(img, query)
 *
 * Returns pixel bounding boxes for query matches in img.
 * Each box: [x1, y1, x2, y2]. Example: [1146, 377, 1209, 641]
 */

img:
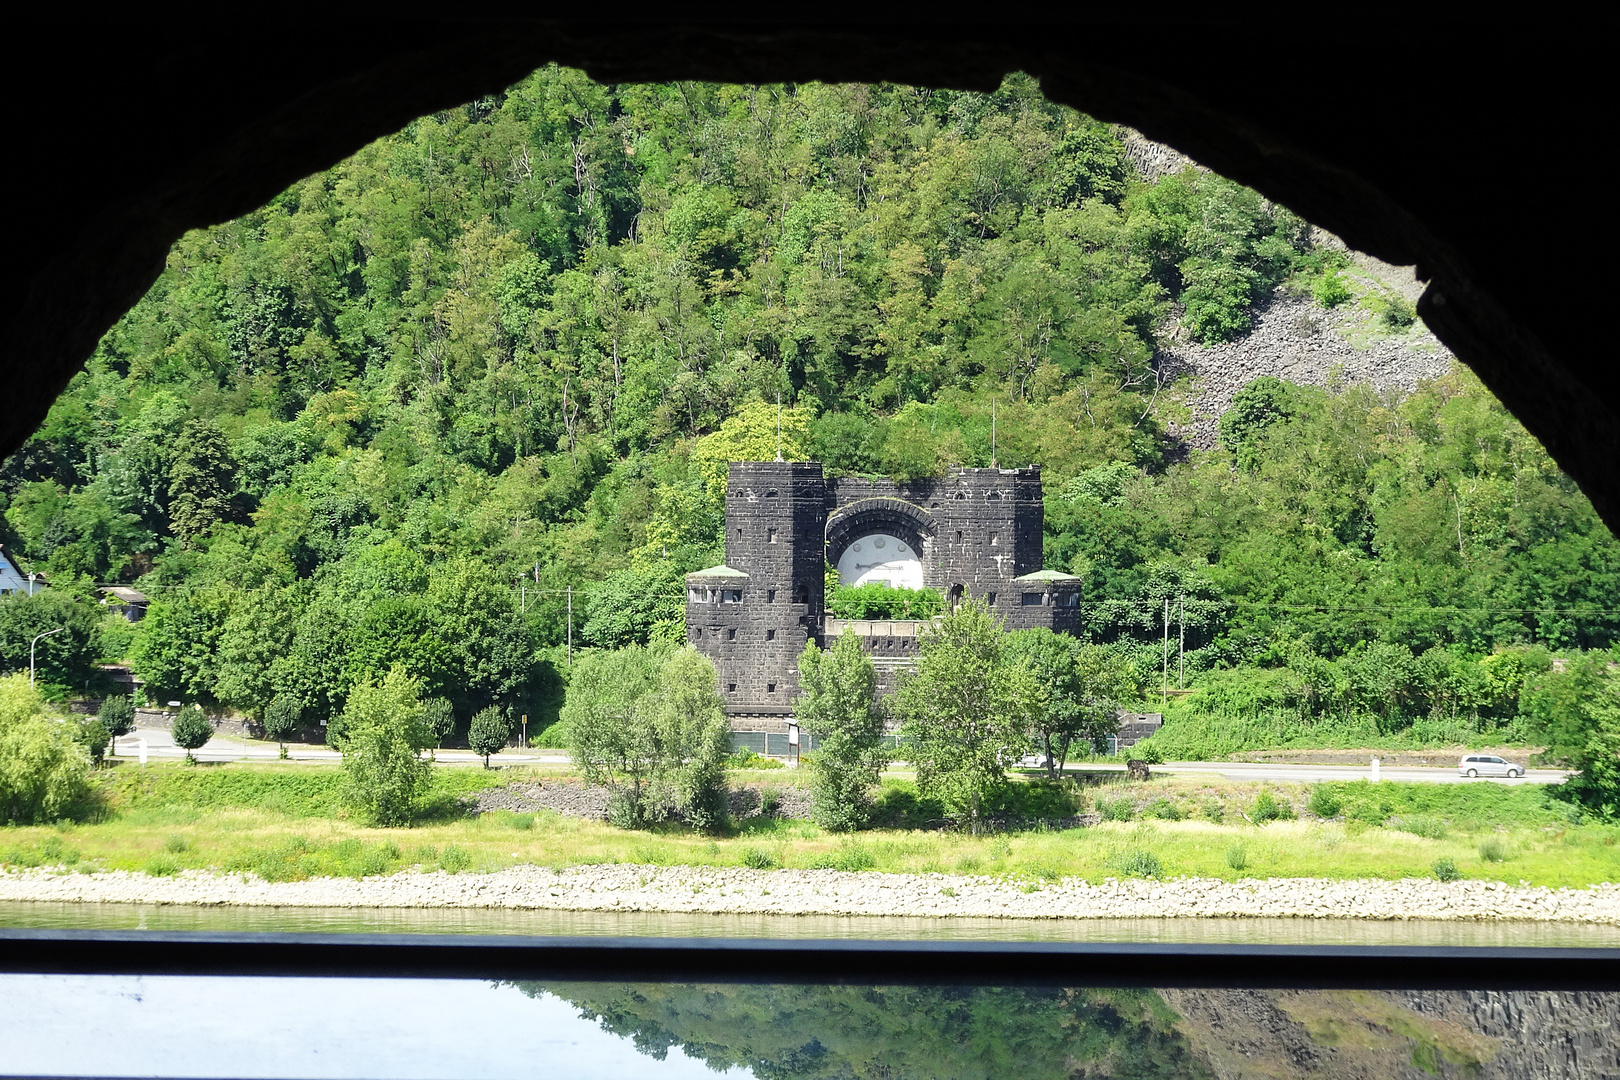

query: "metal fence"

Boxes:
[728, 732, 903, 758]
[728, 732, 819, 756]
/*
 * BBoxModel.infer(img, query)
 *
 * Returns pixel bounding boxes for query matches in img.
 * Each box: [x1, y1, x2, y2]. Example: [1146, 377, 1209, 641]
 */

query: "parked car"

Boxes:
[1458, 755, 1524, 778]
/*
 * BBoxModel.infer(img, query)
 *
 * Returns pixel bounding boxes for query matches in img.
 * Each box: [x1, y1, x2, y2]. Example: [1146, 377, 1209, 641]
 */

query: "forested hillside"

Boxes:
[0, 67, 1614, 747]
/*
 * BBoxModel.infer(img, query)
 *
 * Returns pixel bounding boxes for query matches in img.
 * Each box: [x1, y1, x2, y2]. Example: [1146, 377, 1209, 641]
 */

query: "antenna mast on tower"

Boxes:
[991, 399, 998, 469]
[776, 392, 783, 462]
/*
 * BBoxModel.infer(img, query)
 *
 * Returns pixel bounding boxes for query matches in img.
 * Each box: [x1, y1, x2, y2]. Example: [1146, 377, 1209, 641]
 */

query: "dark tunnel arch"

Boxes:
[5, 19, 1615, 531]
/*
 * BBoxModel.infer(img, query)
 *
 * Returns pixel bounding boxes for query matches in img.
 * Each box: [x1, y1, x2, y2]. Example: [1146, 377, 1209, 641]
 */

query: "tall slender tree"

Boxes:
[796, 631, 887, 831]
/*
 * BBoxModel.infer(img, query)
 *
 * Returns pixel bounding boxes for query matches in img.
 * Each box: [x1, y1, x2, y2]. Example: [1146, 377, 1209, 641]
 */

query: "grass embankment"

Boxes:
[2, 761, 1616, 891]
[1136, 710, 1542, 762]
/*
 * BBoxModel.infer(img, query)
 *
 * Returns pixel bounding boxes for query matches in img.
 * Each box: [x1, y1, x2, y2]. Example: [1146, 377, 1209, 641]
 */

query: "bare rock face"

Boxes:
[472, 780, 812, 823]
[1160, 284, 1454, 453]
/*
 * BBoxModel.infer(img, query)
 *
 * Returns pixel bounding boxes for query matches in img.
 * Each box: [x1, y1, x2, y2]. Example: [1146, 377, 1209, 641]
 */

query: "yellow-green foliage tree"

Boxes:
[333, 667, 431, 826]
[0, 675, 92, 824]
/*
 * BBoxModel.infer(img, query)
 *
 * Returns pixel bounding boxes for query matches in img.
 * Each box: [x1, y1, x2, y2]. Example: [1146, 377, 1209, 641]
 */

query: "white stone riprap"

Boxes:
[3, 865, 1617, 923]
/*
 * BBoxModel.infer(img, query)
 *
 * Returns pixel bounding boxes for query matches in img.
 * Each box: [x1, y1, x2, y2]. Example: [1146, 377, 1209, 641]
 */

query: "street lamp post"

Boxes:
[29, 628, 64, 687]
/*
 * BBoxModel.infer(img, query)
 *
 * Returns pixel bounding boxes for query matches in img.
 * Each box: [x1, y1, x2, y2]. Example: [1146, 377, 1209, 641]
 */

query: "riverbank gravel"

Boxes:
[3, 864, 1616, 923]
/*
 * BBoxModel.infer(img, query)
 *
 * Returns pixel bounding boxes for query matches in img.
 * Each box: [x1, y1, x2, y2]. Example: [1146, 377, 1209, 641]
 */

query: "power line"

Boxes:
[91, 581, 1620, 616]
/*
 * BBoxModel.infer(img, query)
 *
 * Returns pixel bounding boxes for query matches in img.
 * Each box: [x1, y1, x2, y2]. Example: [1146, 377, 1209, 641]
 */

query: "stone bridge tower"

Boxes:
[687, 461, 1080, 722]
[685, 462, 826, 722]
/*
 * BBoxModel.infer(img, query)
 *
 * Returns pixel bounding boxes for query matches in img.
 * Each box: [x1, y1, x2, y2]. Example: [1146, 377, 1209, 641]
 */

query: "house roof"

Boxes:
[1013, 569, 1080, 583]
[0, 545, 45, 587]
[100, 586, 149, 604]
[686, 565, 750, 579]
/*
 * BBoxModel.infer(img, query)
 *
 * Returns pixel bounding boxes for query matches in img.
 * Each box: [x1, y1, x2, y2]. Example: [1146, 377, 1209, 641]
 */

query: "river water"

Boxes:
[7, 903, 1618, 1077]
[4, 900, 1619, 945]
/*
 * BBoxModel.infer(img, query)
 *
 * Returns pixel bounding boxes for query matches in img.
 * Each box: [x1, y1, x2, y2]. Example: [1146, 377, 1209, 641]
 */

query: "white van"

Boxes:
[1458, 755, 1523, 778]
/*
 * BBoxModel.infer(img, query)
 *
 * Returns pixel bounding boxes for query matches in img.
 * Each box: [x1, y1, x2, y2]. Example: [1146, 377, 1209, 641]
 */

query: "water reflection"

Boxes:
[531, 982, 1620, 1080]
[5, 900, 1620, 947]
[0, 973, 1613, 1078]
[525, 983, 1209, 1079]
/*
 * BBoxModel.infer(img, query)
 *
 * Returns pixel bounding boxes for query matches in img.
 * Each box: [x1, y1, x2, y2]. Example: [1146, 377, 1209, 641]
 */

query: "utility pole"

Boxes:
[30, 627, 63, 687]
[1162, 598, 1169, 707]
[1178, 595, 1185, 689]
[566, 585, 573, 666]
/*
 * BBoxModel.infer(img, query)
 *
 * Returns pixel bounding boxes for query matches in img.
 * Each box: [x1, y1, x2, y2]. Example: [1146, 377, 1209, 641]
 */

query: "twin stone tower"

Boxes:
[685, 461, 1081, 739]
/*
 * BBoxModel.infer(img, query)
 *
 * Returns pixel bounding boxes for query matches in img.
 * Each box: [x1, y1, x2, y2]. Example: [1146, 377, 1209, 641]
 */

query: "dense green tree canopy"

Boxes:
[0, 65, 1612, 754]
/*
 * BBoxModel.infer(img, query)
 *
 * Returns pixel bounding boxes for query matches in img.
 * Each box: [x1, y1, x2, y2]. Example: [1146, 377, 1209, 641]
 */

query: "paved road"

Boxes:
[110, 727, 570, 767]
[1066, 760, 1569, 786]
[113, 728, 1566, 785]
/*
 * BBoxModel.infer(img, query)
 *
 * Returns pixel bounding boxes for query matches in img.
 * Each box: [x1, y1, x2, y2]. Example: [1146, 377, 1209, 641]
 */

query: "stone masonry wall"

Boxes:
[691, 463, 1078, 719]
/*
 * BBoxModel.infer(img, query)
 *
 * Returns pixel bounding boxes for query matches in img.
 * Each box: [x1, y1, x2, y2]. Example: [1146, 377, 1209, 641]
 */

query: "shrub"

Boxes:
[1307, 786, 1342, 818]
[1394, 815, 1447, 840]
[423, 697, 456, 748]
[1433, 857, 1462, 882]
[992, 778, 1085, 820]
[163, 834, 190, 854]
[741, 847, 778, 870]
[1381, 295, 1416, 329]
[263, 694, 301, 755]
[0, 675, 93, 823]
[1252, 791, 1295, 823]
[145, 854, 181, 877]
[812, 844, 876, 872]
[1202, 799, 1225, 823]
[468, 706, 511, 768]
[727, 748, 784, 770]
[1096, 795, 1135, 822]
[440, 845, 473, 872]
[73, 715, 110, 766]
[341, 722, 430, 826]
[1225, 844, 1248, 872]
[1478, 837, 1508, 863]
[171, 705, 213, 763]
[98, 695, 136, 748]
[1144, 797, 1184, 821]
[1115, 850, 1163, 878]
[759, 787, 783, 817]
[605, 790, 647, 830]
[826, 582, 944, 621]
[1313, 269, 1353, 308]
